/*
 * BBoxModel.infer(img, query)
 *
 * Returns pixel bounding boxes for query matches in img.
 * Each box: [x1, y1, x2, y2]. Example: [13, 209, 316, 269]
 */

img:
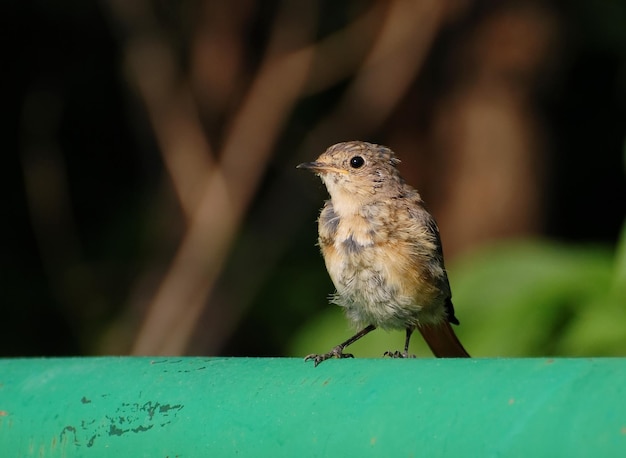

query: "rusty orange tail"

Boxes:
[418, 321, 470, 358]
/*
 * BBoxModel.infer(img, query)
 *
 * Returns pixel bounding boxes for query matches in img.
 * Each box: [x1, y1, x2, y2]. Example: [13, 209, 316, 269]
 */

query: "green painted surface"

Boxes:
[0, 357, 625, 456]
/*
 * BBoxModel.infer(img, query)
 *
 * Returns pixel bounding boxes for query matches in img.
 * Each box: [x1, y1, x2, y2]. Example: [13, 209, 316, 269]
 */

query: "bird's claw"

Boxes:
[304, 346, 354, 367]
[383, 350, 416, 359]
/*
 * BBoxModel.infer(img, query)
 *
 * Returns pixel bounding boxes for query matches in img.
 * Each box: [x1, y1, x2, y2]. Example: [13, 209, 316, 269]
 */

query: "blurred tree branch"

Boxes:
[106, 0, 321, 354]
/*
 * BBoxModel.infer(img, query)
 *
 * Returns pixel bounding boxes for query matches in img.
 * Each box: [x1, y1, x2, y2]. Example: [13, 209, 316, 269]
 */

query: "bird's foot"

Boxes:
[304, 345, 354, 367]
[383, 350, 416, 359]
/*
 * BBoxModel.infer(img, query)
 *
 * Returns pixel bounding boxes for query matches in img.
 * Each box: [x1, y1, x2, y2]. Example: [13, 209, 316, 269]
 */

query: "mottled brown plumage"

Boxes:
[298, 141, 469, 366]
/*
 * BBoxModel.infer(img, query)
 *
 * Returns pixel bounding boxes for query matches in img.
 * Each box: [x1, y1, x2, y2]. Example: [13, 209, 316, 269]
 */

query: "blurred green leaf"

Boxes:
[450, 241, 613, 357]
[611, 217, 626, 298]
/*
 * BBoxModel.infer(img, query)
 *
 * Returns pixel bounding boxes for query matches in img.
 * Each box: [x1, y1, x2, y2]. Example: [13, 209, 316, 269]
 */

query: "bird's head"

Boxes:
[297, 141, 404, 207]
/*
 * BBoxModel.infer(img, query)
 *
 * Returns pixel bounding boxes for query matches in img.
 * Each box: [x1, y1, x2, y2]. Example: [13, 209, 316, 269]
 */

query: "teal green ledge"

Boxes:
[0, 357, 625, 457]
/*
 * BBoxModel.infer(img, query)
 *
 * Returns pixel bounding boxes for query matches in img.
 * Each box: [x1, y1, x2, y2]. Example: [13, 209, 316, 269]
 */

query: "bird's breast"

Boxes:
[318, 203, 444, 328]
[320, 220, 425, 328]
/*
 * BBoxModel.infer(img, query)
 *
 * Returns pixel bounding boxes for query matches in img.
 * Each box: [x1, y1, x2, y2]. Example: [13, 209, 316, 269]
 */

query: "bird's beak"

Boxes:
[296, 161, 347, 175]
[296, 161, 326, 171]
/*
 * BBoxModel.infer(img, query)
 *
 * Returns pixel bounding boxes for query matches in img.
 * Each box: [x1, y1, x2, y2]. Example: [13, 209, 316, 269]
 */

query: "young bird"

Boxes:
[297, 141, 470, 366]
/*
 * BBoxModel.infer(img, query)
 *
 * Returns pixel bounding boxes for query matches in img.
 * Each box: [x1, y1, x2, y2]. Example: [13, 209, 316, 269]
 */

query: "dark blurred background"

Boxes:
[4, 0, 626, 358]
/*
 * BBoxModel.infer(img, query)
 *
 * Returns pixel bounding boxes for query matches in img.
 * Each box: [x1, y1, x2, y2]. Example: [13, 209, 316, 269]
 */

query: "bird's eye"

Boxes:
[350, 156, 365, 169]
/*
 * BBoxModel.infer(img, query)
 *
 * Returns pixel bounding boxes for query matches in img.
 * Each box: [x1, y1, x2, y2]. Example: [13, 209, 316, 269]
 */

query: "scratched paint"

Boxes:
[58, 400, 184, 448]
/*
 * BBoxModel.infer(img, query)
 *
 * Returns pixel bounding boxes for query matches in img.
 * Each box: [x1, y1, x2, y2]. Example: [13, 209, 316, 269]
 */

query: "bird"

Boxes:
[297, 141, 470, 366]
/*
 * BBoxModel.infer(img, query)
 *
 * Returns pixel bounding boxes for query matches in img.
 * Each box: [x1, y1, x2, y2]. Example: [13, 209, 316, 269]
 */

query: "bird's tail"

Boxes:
[418, 321, 470, 358]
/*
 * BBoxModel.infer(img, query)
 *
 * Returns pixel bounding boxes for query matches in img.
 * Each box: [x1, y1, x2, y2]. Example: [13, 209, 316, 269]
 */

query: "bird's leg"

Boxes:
[403, 327, 414, 357]
[305, 324, 376, 367]
[384, 327, 417, 358]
